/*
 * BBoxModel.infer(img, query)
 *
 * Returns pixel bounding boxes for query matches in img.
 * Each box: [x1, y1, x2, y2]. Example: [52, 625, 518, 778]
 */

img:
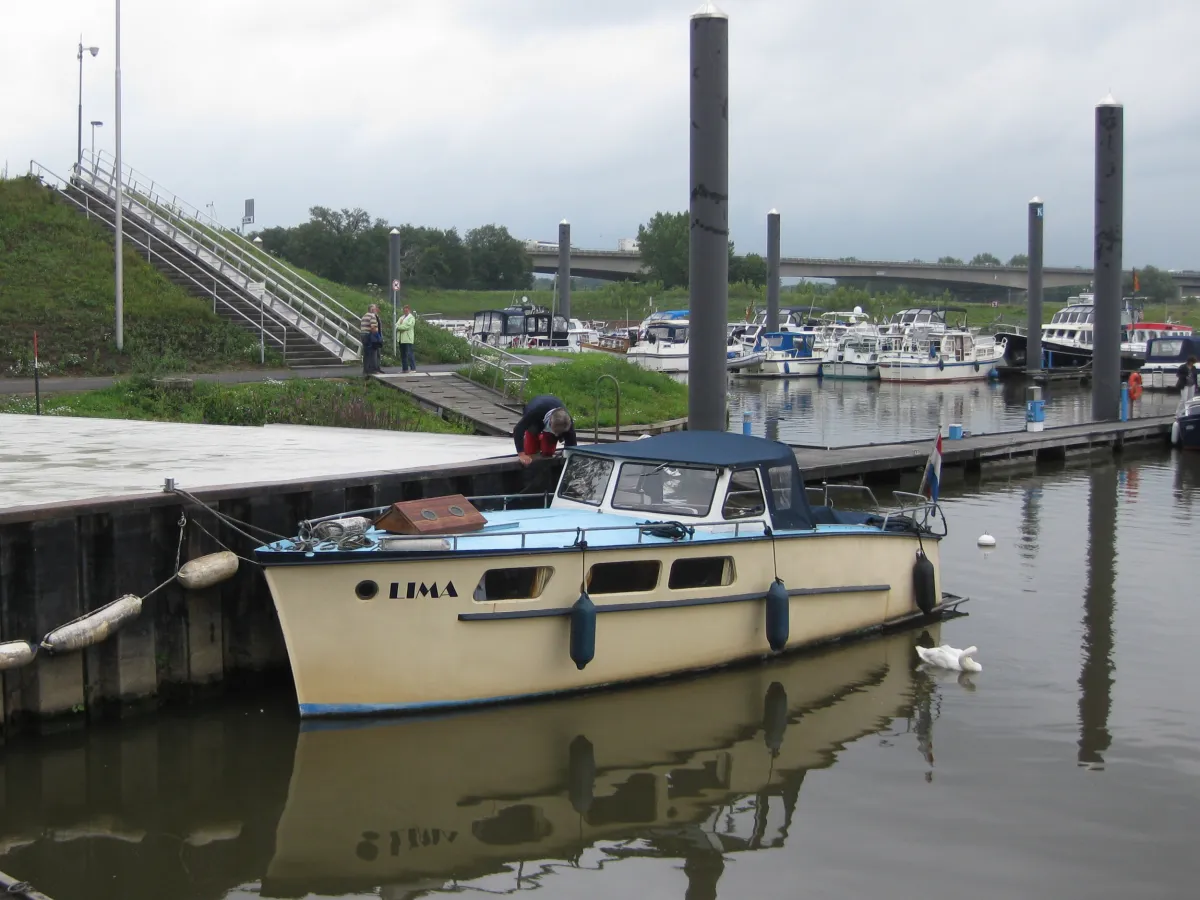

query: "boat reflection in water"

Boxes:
[264, 627, 942, 898]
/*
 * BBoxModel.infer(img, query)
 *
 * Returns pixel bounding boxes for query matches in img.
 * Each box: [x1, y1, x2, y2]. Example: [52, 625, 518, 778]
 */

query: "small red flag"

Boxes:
[1132, 269, 1140, 292]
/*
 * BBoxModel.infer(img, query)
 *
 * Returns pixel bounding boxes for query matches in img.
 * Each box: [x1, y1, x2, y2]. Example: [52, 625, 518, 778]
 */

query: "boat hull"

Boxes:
[262, 532, 940, 716]
[878, 358, 997, 382]
[740, 357, 822, 378]
[626, 350, 689, 373]
[821, 360, 879, 380]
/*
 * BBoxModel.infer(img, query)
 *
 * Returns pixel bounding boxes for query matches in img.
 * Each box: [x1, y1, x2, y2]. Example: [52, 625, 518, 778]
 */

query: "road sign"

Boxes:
[242, 198, 254, 225]
[392, 279, 401, 292]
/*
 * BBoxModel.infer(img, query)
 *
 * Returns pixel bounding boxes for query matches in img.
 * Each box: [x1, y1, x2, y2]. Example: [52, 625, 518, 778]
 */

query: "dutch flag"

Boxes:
[919, 429, 943, 503]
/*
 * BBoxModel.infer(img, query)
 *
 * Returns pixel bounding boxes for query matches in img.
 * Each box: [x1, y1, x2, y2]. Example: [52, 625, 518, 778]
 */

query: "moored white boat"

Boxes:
[821, 334, 882, 380]
[255, 432, 954, 718]
[877, 308, 1005, 383]
[738, 332, 822, 378]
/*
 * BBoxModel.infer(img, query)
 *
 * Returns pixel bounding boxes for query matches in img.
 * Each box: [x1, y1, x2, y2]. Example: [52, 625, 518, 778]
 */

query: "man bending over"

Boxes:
[514, 394, 577, 466]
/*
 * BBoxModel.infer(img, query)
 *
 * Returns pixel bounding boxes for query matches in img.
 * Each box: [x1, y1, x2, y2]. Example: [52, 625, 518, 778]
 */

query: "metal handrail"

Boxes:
[468, 339, 531, 398]
[83, 150, 362, 325]
[74, 151, 361, 359]
[30, 161, 293, 350]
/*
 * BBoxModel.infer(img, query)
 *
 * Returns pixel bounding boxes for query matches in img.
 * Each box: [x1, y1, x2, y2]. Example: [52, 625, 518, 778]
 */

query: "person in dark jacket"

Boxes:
[514, 394, 577, 465]
[1177, 355, 1198, 403]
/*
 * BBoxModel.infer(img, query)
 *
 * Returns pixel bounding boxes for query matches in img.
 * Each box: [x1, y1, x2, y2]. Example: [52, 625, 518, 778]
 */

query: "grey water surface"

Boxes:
[1, 449, 1198, 899]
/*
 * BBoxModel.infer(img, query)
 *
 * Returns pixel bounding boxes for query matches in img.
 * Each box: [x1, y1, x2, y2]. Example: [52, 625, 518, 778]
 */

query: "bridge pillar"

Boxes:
[766, 209, 780, 334]
[1091, 96, 1123, 421]
[688, 2, 729, 432]
[558, 219, 571, 322]
[1026, 198, 1044, 372]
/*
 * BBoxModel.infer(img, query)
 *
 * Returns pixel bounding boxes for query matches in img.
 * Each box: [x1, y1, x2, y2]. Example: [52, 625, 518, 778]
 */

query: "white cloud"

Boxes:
[3, 0, 1197, 266]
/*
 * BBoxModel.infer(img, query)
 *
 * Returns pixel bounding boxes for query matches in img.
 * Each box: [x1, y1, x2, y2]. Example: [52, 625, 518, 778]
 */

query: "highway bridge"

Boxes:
[528, 248, 1200, 293]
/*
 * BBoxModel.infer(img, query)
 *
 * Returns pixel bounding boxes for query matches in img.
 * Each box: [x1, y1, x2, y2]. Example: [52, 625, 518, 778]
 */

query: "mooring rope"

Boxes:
[168, 486, 289, 545]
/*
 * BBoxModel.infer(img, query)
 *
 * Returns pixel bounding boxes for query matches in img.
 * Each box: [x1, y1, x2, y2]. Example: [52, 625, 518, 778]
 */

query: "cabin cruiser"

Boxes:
[738, 332, 822, 378]
[254, 431, 954, 717]
[1140, 336, 1200, 390]
[473, 305, 568, 350]
[876, 308, 1005, 382]
[994, 293, 1157, 369]
[1173, 396, 1200, 449]
[626, 316, 691, 372]
[821, 333, 882, 380]
[736, 307, 826, 352]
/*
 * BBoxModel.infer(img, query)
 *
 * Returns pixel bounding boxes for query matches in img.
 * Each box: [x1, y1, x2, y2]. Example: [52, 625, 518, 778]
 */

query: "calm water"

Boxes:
[2, 451, 1199, 899]
[720, 377, 1179, 446]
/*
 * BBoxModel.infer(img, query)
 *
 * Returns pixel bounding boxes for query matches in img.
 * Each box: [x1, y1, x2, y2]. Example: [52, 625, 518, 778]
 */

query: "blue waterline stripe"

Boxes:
[456, 583, 891, 622]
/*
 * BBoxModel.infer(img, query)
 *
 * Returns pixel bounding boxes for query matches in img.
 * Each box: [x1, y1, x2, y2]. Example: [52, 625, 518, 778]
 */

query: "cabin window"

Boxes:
[611, 463, 718, 517]
[767, 465, 794, 510]
[669, 557, 735, 589]
[473, 567, 555, 602]
[587, 560, 660, 594]
[558, 455, 614, 506]
[722, 469, 767, 519]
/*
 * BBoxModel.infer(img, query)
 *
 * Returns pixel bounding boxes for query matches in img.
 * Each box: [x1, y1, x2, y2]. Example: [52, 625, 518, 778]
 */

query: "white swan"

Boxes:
[916, 644, 982, 673]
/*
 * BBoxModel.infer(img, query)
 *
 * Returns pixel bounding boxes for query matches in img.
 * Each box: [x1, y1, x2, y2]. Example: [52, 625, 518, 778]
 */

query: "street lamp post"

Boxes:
[114, 0, 124, 351]
[90, 120, 103, 157]
[76, 40, 100, 170]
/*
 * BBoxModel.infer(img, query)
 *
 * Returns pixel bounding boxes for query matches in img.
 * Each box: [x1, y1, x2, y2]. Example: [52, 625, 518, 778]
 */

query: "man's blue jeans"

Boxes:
[401, 342, 416, 372]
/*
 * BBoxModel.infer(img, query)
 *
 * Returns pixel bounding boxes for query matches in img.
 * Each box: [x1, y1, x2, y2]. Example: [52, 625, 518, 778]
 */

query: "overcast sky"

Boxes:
[4, 0, 1198, 267]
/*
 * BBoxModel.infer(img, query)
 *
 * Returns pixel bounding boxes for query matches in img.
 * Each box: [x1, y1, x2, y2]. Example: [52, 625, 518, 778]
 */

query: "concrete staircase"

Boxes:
[62, 183, 341, 367]
[37, 152, 365, 369]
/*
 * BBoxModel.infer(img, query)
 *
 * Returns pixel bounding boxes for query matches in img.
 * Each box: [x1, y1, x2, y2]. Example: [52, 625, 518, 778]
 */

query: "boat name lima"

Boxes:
[388, 581, 459, 600]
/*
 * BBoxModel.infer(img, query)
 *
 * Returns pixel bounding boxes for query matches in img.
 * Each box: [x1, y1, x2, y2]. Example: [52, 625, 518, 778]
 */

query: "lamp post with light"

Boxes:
[77, 40, 100, 170]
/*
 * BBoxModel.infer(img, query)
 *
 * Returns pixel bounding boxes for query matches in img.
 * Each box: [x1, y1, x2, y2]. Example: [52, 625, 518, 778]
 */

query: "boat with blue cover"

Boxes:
[255, 431, 959, 718]
[738, 332, 822, 378]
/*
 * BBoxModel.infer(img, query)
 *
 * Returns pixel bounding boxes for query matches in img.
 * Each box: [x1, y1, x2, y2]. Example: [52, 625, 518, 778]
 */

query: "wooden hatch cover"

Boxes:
[374, 494, 487, 535]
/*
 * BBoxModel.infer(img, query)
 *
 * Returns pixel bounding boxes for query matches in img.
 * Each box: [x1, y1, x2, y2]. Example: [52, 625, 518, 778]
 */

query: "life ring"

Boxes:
[1128, 371, 1143, 401]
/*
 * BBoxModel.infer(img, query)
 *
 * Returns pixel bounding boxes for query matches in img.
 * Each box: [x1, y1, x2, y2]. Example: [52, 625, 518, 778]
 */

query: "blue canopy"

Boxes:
[1146, 335, 1199, 364]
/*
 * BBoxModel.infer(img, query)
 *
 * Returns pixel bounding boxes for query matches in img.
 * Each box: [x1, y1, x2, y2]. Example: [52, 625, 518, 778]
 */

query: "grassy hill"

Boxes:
[0, 176, 276, 376]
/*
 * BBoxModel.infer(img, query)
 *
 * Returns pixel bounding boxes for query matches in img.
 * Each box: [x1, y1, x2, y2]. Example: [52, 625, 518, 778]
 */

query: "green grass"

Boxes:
[0, 176, 280, 376]
[464, 354, 688, 428]
[0, 376, 471, 433]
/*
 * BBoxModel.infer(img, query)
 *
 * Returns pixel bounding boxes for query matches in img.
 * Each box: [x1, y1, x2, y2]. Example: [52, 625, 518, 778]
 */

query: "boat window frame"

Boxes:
[610, 462, 719, 518]
[556, 453, 616, 507]
[722, 468, 767, 520]
[587, 559, 661, 595]
[668, 556, 736, 590]
[472, 566, 556, 603]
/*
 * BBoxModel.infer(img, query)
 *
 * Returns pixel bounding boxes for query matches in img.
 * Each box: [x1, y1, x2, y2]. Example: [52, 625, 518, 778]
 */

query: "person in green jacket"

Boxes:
[397, 305, 417, 372]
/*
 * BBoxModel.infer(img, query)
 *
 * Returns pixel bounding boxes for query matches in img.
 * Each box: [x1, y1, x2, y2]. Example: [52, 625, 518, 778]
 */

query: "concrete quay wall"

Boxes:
[0, 456, 560, 737]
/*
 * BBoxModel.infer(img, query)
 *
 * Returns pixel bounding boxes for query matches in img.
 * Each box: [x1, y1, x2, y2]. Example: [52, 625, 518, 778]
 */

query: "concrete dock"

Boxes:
[0, 411, 1175, 733]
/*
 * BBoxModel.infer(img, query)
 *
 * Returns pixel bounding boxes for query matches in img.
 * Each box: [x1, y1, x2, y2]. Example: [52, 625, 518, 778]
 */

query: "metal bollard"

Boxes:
[742, 410, 752, 436]
[1120, 383, 1129, 422]
[1025, 385, 1045, 432]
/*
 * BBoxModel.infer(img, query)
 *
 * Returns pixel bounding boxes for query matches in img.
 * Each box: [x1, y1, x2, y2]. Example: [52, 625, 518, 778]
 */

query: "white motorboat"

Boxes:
[739, 332, 822, 378]
[877, 308, 1005, 383]
[626, 317, 691, 372]
[821, 334, 882, 380]
[253, 431, 953, 718]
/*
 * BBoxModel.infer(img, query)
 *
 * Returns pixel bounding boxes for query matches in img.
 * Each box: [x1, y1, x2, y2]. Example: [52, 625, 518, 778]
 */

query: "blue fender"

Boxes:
[570, 591, 596, 669]
[765, 580, 789, 651]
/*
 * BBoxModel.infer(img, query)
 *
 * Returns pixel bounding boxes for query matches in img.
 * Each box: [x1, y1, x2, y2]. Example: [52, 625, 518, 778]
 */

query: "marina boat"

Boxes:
[626, 314, 691, 372]
[821, 333, 882, 380]
[994, 293, 1156, 369]
[581, 329, 636, 356]
[254, 431, 954, 718]
[1140, 335, 1200, 390]
[1172, 396, 1200, 449]
[472, 305, 569, 350]
[877, 309, 1005, 383]
[736, 306, 826, 352]
[738, 332, 822, 378]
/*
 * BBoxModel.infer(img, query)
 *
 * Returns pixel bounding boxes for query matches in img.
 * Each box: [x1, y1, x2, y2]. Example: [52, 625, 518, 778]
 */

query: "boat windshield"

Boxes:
[611, 462, 719, 517]
[557, 455, 615, 506]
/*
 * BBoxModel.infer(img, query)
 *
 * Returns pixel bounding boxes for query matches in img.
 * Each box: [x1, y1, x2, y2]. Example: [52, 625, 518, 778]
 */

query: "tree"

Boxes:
[1125, 264, 1178, 305]
[636, 211, 689, 288]
[969, 252, 1002, 267]
[464, 224, 533, 290]
[729, 252, 767, 287]
[937, 256, 963, 265]
[1008, 253, 1029, 267]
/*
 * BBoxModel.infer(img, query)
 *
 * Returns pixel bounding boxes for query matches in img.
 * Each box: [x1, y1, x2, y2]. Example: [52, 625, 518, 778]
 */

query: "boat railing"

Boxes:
[887, 492, 947, 534]
[806, 483, 880, 509]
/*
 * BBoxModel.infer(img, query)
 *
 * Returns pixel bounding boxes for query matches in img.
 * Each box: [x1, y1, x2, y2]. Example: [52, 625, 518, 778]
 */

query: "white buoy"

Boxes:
[0, 639, 36, 671]
[178, 551, 239, 590]
[977, 533, 996, 547]
[41, 594, 143, 654]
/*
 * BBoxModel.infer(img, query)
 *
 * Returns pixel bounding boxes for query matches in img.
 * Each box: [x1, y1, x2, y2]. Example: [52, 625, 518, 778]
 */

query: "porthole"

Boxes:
[355, 580, 379, 600]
